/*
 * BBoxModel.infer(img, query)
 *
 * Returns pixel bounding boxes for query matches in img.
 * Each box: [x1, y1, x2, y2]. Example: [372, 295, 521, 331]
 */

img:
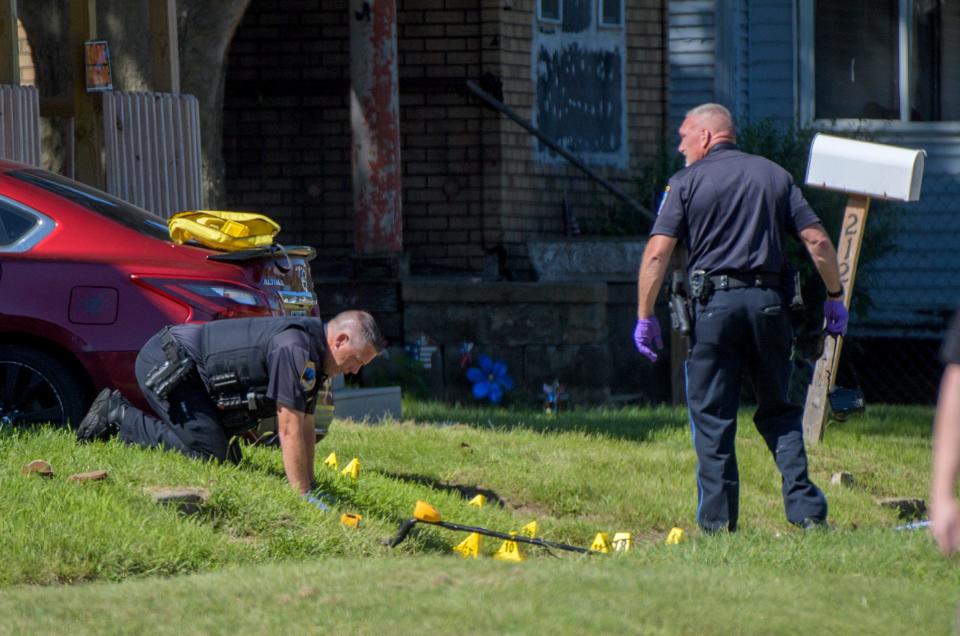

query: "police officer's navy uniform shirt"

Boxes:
[652, 142, 821, 275]
[169, 322, 324, 415]
[265, 328, 324, 414]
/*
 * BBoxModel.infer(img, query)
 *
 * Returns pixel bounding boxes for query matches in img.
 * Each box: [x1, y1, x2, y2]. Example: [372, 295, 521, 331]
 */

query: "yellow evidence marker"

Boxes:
[340, 458, 360, 480]
[612, 532, 633, 552]
[323, 452, 338, 470]
[453, 532, 482, 558]
[340, 513, 362, 529]
[665, 527, 687, 545]
[590, 532, 611, 553]
[520, 521, 538, 538]
[414, 500, 442, 523]
[493, 536, 524, 562]
[467, 494, 486, 507]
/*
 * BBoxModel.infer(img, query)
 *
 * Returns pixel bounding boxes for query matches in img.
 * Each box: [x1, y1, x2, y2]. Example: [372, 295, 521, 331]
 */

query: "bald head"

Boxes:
[678, 103, 737, 166]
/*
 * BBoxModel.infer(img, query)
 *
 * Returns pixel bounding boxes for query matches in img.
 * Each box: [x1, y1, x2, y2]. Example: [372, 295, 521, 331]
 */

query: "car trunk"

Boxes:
[207, 245, 319, 316]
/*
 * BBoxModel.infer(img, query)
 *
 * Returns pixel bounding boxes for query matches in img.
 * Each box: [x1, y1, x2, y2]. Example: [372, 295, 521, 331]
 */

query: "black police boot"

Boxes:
[76, 388, 129, 442]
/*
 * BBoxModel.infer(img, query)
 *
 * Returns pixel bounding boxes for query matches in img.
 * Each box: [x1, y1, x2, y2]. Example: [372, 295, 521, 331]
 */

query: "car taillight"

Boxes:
[132, 276, 280, 320]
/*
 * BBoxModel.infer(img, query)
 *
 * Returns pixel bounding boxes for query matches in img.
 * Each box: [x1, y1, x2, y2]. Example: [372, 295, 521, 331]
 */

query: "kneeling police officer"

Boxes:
[77, 310, 385, 499]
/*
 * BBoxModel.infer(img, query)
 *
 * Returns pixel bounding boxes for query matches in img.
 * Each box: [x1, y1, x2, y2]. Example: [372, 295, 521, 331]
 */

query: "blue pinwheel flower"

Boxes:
[466, 354, 514, 403]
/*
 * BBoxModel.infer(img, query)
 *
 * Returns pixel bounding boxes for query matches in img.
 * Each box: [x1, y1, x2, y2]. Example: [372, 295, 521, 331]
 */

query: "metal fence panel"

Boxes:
[103, 91, 203, 218]
[0, 84, 40, 166]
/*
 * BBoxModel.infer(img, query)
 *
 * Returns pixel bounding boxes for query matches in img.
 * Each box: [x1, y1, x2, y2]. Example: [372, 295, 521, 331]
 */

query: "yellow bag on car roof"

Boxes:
[168, 210, 281, 252]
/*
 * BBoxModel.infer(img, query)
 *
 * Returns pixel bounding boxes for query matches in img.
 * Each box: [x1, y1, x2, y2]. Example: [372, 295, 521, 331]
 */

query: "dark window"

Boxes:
[910, 1, 960, 121]
[7, 169, 170, 241]
[815, 0, 960, 121]
[539, 0, 561, 22]
[815, 0, 899, 119]
[600, 0, 621, 26]
[0, 202, 37, 246]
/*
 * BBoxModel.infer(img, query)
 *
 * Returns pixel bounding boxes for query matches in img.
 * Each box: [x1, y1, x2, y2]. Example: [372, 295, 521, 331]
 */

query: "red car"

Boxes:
[0, 160, 318, 429]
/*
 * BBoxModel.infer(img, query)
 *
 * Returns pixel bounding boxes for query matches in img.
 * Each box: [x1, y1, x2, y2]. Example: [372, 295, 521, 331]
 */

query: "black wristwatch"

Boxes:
[826, 286, 844, 299]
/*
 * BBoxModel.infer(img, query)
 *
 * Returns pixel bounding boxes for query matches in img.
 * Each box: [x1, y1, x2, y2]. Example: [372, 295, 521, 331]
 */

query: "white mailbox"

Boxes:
[805, 133, 925, 202]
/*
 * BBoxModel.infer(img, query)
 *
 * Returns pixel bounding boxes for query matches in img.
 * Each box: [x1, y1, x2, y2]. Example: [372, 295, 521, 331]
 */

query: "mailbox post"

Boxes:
[802, 134, 925, 443]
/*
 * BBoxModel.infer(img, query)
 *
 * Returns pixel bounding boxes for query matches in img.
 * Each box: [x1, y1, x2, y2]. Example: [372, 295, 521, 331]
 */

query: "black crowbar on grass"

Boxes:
[384, 517, 597, 555]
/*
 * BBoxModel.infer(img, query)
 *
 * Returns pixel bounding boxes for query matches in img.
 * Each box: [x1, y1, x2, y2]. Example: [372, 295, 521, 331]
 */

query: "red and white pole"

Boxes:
[349, 0, 402, 255]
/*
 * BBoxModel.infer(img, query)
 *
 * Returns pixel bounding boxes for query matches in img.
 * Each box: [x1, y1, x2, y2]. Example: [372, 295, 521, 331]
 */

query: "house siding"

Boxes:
[668, 0, 716, 127]
[667, 0, 960, 341]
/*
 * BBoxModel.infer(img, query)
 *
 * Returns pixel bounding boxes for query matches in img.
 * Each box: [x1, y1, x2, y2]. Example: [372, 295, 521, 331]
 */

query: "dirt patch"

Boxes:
[507, 501, 553, 518]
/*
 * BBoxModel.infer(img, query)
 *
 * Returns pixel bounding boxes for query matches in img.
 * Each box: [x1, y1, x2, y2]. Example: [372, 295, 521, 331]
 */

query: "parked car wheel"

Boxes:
[0, 346, 88, 430]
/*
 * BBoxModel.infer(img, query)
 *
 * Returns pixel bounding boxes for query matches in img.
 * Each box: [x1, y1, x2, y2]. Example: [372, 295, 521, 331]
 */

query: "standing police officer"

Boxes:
[634, 104, 848, 532]
[77, 310, 385, 499]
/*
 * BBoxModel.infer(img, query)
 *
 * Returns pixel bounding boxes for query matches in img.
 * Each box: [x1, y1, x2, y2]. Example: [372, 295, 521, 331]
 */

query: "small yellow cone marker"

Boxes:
[467, 494, 486, 507]
[340, 458, 360, 480]
[520, 521, 538, 538]
[323, 452, 338, 470]
[413, 500, 442, 523]
[665, 527, 687, 545]
[591, 532, 611, 553]
[340, 513, 362, 529]
[453, 532, 482, 558]
[612, 532, 633, 552]
[493, 536, 524, 562]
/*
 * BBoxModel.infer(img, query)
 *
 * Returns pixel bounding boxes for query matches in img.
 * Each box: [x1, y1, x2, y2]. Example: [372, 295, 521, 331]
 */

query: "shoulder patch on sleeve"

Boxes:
[300, 361, 317, 392]
[657, 185, 670, 216]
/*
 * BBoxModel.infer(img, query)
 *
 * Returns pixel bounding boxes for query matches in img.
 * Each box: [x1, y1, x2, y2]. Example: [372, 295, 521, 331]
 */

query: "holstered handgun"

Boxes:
[143, 331, 195, 399]
[668, 270, 692, 335]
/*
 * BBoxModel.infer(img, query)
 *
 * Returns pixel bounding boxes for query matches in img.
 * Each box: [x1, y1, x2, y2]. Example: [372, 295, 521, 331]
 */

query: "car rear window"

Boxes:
[0, 202, 35, 245]
[8, 169, 171, 241]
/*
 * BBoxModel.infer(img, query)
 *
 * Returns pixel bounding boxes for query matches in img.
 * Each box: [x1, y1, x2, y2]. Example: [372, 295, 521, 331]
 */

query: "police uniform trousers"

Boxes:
[685, 286, 827, 531]
[117, 330, 230, 461]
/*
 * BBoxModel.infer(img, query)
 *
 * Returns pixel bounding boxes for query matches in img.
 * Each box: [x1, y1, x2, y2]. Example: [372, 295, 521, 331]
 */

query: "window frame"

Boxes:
[0, 195, 55, 253]
[799, 0, 960, 131]
[597, 0, 624, 29]
[537, 0, 562, 25]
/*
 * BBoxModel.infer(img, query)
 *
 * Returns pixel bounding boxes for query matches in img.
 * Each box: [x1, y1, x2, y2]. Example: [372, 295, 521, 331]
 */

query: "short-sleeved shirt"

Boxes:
[941, 311, 960, 365]
[651, 142, 821, 275]
[265, 327, 325, 414]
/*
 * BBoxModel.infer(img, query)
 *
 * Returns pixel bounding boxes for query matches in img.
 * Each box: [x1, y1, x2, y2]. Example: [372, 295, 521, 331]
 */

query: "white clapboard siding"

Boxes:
[668, 0, 716, 128]
[0, 84, 40, 166]
[103, 92, 203, 218]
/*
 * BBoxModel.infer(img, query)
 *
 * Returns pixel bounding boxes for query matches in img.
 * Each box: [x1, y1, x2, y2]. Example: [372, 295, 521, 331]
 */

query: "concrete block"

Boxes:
[333, 384, 402, 422]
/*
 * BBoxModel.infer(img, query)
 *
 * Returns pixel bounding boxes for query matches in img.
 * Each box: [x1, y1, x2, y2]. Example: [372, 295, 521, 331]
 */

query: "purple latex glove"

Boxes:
[823, 299, 849, 337]
[633, 317, 663, 362]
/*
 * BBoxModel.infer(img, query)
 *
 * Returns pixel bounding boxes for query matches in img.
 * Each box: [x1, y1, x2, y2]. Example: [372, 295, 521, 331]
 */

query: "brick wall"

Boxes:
[397, 0, 490, 273]
[223, 0, 492, 272]
[222, 0, 665, 276]
[18, 20, 34, 85]
[223, 1, 353, 258]
[489, 0, 665, 276]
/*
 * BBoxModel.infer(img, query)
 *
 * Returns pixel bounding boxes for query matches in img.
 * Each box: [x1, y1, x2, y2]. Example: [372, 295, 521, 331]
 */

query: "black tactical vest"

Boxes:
[200, 317, 326, 426]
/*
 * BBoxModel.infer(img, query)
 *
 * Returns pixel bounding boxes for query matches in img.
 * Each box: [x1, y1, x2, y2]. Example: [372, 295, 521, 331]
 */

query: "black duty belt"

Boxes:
[708, 272, 781, 291]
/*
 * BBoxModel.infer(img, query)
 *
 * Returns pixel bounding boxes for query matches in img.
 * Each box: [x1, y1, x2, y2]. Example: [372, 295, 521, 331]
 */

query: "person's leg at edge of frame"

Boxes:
[747, 288, 828, 526]
[685, 294, 743, 532]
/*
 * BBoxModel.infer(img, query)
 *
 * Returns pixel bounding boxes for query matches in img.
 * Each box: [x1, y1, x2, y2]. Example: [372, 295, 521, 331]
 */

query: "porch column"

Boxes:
[0, 0, 19, 85]
[349, 0, 402, 255]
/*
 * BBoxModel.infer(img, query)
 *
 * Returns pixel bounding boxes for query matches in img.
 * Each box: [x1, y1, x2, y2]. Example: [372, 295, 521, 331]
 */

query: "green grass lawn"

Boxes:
[0, 401, 954, 634]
